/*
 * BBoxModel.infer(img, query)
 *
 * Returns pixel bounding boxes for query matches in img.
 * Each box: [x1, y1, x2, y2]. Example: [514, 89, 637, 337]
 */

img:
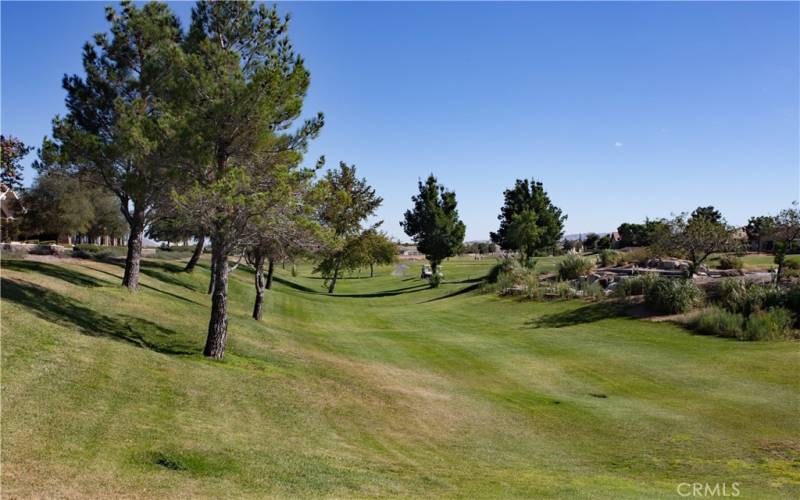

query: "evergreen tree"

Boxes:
[177, 1, 323, 358]
[401, 174, 465, 277]
[314, 162, 382, 294]
[490, 179, 566, 257]
[47, 0, 184, 290]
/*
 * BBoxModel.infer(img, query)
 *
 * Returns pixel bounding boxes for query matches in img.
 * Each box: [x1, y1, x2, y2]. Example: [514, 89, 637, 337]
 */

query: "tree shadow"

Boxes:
[421, 282, 483, 303]
[331, 283, 430, 298]
[273, 276, 320, 294]
[1, 278, 196, 355]
[272, 276, 431, 298]
[82, 265, 205, 306]
[139, 266, 200, 293]
[525, 302, 625, 329]
[1, 259, 112, 288]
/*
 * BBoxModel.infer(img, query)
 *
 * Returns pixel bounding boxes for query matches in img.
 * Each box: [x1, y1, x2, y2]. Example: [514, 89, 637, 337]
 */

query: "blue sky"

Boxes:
[2, 1, 798, 241]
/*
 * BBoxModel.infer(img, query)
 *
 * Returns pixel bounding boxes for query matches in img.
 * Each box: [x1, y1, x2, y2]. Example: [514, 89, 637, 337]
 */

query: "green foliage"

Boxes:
[651, 212, 735, 275]
[557, 254, 594, 280]
[645, 278, 704, 314]
[1, 135, 32, 191]
[694, 307, 744, 338]
[72, 244, 126, 260]
[21, 172, 126, 241]
[490, 179, 566, 256]
[620, 247, 652, 265]
[401, 174, 465, 271]
[599, 249, 622, 267]
[717, 255, 743, 270]
[613, 273, 658, 298]
[690, 206, 723, 224]
[742, 308, 796, 341]
[596, 235, 612, 250]
[583, 233, 599, 251]
[577, 280, 604, 300]
[428, 273, 443, 289]
[315, 163, 383, 292]
[714, 279, 786, 317]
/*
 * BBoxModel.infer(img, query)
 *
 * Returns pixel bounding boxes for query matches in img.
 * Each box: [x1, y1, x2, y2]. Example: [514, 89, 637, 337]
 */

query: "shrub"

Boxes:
[557, 254, 594, 280]
[645, 277, 704, 314]
[429, 273, 442, 288]
[620, 247, 651, 266]
[73, 244, 116, 260]
[577, 280, 604, 300]
[613, 272, 658, 298]
[599, 249, 621, 267]
[718, 255, 743, 270]
[487, 258, 520, 284]
[741, 308, 796, 341]
[715, 279, 785, 316]
[694, 307, 744, 338]
[542, 280, 578, 299]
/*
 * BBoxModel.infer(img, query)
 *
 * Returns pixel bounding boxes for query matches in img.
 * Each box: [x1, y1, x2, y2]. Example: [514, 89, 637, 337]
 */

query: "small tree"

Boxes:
[652, 212, 735, 276]
[583, 232, 599, 251]
[767, 203, 800, 280]
[506, 209, 541, 267]
[401, 174, 466, 278]
[745, 215, 774, 252]
[491, 178, 566, 257]
[315, 162, 382, 293]
[596, 234, 613, 250]
[1, 135, 32, 191]
[690, 206, 723, 224]
[358, 230, 397, 277]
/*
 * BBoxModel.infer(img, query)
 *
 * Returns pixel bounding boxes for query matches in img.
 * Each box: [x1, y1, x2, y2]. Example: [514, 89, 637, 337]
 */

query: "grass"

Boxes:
[1, 254, 798, 498]
[707, 252, 800, 271]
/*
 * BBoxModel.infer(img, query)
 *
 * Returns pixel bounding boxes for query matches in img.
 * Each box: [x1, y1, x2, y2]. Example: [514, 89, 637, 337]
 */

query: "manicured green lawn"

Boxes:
[1, 255, 798, 498]
[707, 252, 800, 270]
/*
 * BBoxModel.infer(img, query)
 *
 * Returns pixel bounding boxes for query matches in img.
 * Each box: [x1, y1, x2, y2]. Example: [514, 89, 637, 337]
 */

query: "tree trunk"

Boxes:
[370, 262, 374, 277]
[184, 233, 205, 273]
[208, 243, 216, 295]
[122, 209, 145, 291]
[328, 259, 341, 294]
[252, 254, 266, 321]
[431, 260, 439, 274]
[266, 258, 274, 290]
[204, 247, 230, 359]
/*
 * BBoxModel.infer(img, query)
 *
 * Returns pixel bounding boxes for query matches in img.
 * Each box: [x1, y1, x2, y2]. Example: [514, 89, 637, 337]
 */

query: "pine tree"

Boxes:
[47, 0, 184, 290]
[490, 179, 566, 257]
[401, 174, 465, 277]
[178, 1, 323, 358]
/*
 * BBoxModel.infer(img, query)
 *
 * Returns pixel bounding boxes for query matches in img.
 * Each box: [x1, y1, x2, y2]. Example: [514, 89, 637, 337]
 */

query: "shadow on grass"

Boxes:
[1, 278, 196, 355]
[273, 276, 432, 298]
[1, 259, 113, 288]
[140, 263, 198, 292]
[421, 282, 483, 303]
[525, 302, 625, 329]
[82, 265, 205, 306]
[331, 283, 430, 298]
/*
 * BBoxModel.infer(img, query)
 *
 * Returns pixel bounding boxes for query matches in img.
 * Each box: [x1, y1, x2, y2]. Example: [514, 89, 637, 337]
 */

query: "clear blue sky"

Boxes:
[3, 1, 798, 241]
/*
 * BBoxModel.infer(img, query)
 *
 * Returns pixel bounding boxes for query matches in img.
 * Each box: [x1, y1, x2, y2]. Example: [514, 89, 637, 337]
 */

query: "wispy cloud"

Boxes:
[614, 142, 623, 148]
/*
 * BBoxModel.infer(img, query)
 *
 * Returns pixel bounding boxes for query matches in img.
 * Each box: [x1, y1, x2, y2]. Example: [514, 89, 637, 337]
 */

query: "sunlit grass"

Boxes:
[1, 254, 798, 498]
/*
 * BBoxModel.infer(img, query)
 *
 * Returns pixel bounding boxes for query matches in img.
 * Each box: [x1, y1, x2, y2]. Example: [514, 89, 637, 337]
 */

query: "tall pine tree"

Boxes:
[49, 0, 184, 290]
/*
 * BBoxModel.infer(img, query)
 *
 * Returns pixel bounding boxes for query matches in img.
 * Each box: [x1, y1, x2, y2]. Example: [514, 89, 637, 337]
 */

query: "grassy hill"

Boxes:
[1, 255, 798, 498]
